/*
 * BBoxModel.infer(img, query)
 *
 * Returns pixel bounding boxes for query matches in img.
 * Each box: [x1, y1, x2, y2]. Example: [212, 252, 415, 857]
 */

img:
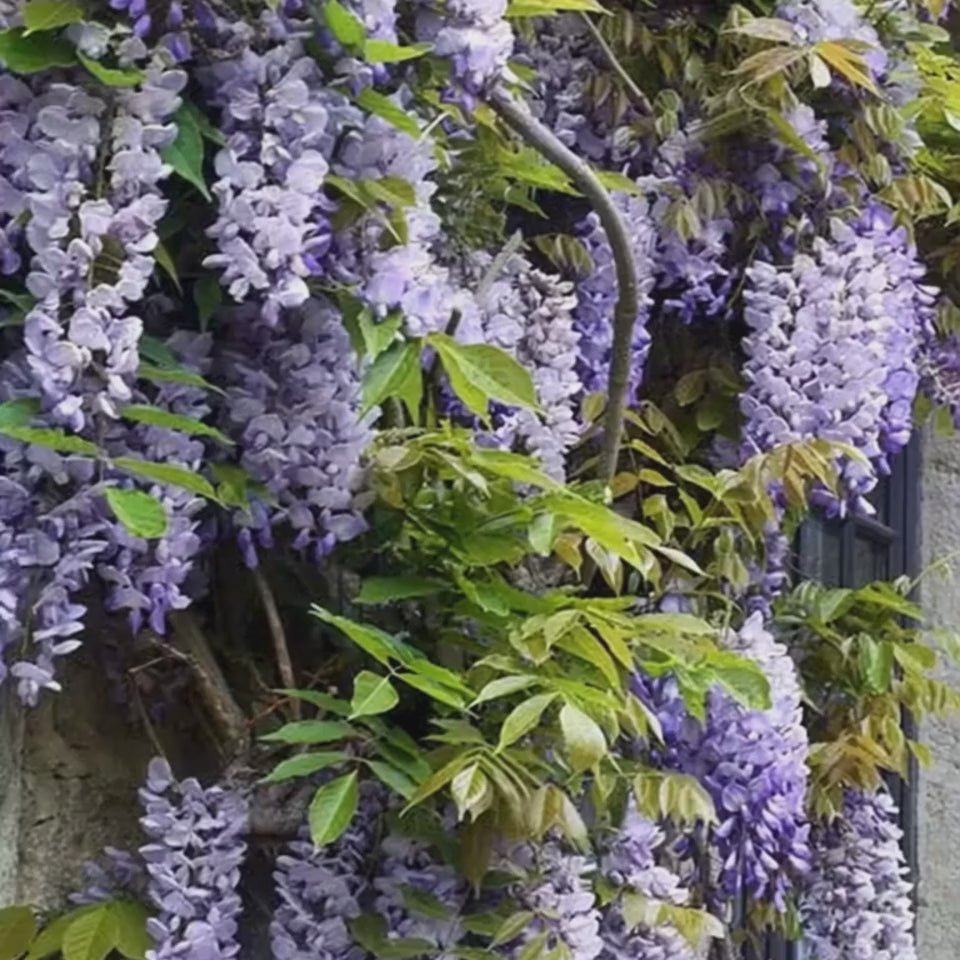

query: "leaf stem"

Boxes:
[578, 13, 653, 116]
[486, 84, 640, 487]
[252, 566, 300, 719]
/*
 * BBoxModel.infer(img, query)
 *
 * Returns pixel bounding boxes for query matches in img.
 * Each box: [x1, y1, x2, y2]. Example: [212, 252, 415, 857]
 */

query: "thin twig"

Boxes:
[252, 566, 300, 719]
[487, 84, 640, 487]
[578, 13, 653, 116]
[128, 673, 167, 761]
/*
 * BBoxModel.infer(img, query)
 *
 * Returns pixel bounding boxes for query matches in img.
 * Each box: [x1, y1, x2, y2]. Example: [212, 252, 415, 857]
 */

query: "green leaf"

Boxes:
[0, 397, 39, 429]
[428, 334, 539, 421]
[0, 27, 75, 72]
[152, 241, 181, 293]
[361, 339, 423, 422]
[472, 675, 538, 705]
[364, 39, 431, 63]
[138, 363, 224, 394]
[397, 672, 468, 708]
[350, 670, 400, 718]
[813, 40, 878, 95]
[261, 751, 350, 784]
[104, 488, 168, 540]
[278, 688, 351, 715]
[451, 763, 492, 821]
[261, 720, 357, 744]
[61, 905, 117, 960]
[108, 902, 150, 960]
[404, 752, 476, 808]
[358, 310, 402, 360]
[161, 105, 210, 201]
[506, 0, 606, 16]
[497, 692, 558, 750]
[112, 457, 217, 500]
[78, 53, 145, 87]
[355, 575, 445, 604]
[27, 910, 86, 960]
[311, 606, 407, 666]
[181, 100, 226, 146]
[309, 772, 359, 847]
[22, 0, 83, 33]
[120, 404, 234, 446]
[559, 703, 606, 772]
[0, 425, 99, 456]
[710, 653, 771, 711]
[193, 274, 222, 330]
[400, 887, 453, 920]
[355, 87, 420, 138]
[324, 0, 366, 47]
[0, 906, 36, 960]
[364, 758, 418, 799]
[349, 916, 436, 959]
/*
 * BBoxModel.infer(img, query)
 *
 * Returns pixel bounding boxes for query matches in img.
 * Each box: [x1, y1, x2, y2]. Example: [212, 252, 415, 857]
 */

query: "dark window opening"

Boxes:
[748, 438, 920, 960]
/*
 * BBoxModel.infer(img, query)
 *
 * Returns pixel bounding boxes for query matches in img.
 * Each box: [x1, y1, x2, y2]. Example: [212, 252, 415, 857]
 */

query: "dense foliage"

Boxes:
[3, 0, 960, 958]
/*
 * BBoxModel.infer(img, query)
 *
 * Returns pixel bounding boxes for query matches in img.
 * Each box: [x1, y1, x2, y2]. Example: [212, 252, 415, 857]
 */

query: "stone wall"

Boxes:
[917, 427, 960, 960]
[0, 649, 153, 909]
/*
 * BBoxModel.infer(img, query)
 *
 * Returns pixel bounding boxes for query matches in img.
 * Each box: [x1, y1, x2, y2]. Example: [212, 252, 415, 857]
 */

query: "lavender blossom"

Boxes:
[634, 613, 811, 912]
[417, 0, 514, 98]
[469, 252, 583, 479]
[139, 757, 248, 960]
[598, 804, 697, 960]
[741, 207, 936, 514]
[271, 783, 387, 960]
[499, 838, 604, 959]
[71, 847, 148, 905]
[201, 37, 340, 325]
[802, 789, 916, 960]
[97, 332, 212, 634]
[215, 298, 374, 566]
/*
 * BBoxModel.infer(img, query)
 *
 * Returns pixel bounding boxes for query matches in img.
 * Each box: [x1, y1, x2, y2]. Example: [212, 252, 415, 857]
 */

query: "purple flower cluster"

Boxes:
[138, 757, 248, 960]
[634, 613, 810, 911]
[471, 252, 583, 478]
[802, 789, 916, 960]
[71, 846, 148, 905]
[598, 803, 697, 960]
[500, 838, 604, 959]
[216, 298, 374, 567]
[21, 64, 183, 432]
[416, 0, 514, 100]
[271, 783, 387, 960]
[741, 206, 936, 514]
[776, 0, 887, 79]
[98, 333, 212, 634]
[200, 34, 338, 325]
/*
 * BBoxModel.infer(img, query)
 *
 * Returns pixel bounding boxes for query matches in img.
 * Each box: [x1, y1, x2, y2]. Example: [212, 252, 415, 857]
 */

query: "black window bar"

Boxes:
[745, 437, 920, 960]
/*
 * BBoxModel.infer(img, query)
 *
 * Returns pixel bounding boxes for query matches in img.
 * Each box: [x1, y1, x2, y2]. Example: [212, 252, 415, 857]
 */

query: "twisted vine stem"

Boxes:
[486, 84, 640, 487]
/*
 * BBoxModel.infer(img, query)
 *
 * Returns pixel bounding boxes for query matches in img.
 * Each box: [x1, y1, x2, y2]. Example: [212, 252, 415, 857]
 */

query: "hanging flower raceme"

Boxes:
[21, 64, 183, 432]
[497, 837, 604, 959]
[138, 757, 248, 960]
[598, 803, 697, 960]
[416, 0, 514, 102]
[802, 789, 916, 960]
[200, 28, 341, 325]
[634, 613, 811, 911]
[741, 206, 936, 514]
[271, 782, 387, 960]
[215, 297, 374, 567]
[97, 332, 213, 634]
[465, 251, 582, 479]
